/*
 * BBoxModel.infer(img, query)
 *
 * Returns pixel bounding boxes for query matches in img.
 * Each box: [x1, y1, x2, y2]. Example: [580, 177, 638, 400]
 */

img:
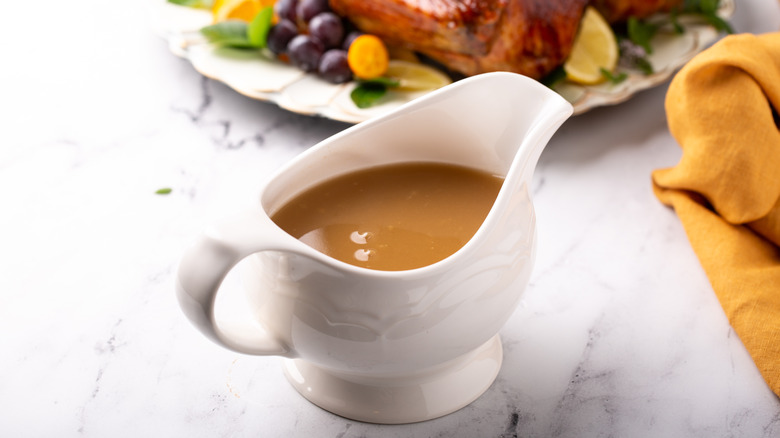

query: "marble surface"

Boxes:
[1, 0, 779, 436]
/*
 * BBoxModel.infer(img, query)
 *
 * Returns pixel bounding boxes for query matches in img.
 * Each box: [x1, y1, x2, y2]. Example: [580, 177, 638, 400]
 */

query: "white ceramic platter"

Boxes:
[151, 0, 734, 123]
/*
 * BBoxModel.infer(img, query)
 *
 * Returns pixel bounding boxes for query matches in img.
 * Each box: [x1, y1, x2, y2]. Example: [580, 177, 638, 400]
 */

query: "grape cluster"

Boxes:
[268, 0, 360, 84]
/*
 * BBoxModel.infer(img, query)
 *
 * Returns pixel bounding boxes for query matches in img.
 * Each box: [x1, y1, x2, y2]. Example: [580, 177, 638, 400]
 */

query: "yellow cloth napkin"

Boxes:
[653, 32, 780, 397]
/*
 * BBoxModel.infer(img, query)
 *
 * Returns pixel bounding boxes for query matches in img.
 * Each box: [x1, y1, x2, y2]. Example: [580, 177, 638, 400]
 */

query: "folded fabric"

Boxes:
[653, 32, 780, 397]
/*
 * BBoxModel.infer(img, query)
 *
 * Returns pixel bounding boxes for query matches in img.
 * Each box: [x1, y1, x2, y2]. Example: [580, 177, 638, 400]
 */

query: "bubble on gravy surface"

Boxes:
[271, 162, 503, 271]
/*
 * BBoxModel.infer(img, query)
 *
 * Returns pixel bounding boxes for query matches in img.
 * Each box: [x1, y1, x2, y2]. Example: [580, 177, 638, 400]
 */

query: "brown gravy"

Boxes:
[271, 162, 503, 271]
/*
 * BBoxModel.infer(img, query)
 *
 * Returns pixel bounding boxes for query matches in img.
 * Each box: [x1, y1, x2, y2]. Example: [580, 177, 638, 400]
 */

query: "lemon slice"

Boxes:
[212, 0, 272, 23]
[385, 60, 452, 91]
[564, 6, 619, 85]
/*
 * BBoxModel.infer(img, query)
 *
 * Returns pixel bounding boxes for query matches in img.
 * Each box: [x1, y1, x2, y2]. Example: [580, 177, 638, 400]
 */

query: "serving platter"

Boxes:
[152, 0, 734, 124]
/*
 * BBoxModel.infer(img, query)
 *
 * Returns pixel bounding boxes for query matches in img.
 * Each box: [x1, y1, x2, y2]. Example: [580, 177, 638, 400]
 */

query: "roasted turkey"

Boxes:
[590, 0, 682, 23]
[329, 0, 684, 79]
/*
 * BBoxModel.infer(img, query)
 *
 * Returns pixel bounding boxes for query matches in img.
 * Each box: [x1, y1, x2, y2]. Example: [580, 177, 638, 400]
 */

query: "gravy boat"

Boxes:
[176, 72, 572, 424]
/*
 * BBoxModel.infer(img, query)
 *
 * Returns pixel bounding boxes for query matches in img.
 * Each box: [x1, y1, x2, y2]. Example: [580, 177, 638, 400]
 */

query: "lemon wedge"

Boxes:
[212, 0, 272, 23]
[564, 6, 619, 85]
[385, 60, 452, 91]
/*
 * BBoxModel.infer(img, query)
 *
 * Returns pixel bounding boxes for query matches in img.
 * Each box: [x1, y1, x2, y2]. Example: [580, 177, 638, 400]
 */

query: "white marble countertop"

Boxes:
[2, 0, 779, 436]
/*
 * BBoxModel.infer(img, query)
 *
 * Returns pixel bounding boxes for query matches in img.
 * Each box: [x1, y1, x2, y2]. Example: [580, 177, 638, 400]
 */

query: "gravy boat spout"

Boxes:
[263, 72, 573, 209]
[176, 72, 573, 424]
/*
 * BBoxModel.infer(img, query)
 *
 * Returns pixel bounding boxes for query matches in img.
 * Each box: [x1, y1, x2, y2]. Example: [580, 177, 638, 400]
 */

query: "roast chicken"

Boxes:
[329, 0, 684, 80]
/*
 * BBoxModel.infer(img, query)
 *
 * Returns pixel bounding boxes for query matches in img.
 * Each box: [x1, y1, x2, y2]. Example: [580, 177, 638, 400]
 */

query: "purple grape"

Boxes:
[296, 0, 330, 24]
[342, 30, 363, 51]
[267, 19, 298, 55]
[274, 0, 298, 22]
[288, 34, 325, 72]
[318, 49, 352, 83]
[308, 12, 344, 49]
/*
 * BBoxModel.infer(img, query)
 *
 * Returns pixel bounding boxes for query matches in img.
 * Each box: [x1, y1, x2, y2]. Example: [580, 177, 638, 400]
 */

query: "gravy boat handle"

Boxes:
[175, 207, 295, 357]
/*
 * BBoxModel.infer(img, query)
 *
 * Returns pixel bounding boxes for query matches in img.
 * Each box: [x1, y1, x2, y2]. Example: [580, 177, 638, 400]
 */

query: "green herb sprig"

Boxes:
[616, 0, 732, 76]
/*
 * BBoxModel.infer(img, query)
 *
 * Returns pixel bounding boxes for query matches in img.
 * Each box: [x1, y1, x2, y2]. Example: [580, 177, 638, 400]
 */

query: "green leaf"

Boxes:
[155, 188, 173, 195]
[600, 68, 628, 85]
[681, 0, 718, 13]
[627, 17, 658, 54]
[634, 57, 654, 75]
[678, 0, 732, 34]
[669, 9, 685, 34]
[168, 0, 213, 8]
[698, 0, 720, 14]
[704, 13, 734, 34]
[248, 7, 274, 48]
[541, 66, 567, 88]
[200, 21, 255, 49]
[351, 83, 388, 109]
[349, 77, 403, 108]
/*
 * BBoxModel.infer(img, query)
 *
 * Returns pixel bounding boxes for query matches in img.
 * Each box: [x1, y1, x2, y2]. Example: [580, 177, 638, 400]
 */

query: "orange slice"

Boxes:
[212, 0, 273, 23]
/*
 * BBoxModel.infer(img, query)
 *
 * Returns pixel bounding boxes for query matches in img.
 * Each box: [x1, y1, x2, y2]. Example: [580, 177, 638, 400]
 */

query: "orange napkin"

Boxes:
[653, 32, 780, 397]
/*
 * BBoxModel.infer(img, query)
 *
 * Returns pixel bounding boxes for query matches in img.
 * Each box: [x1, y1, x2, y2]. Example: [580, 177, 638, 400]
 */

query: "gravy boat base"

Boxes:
[282, 335, 502, 424]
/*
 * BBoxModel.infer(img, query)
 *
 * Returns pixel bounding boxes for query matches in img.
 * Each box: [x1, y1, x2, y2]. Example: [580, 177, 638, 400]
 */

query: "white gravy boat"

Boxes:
[176, 72, 572, 424]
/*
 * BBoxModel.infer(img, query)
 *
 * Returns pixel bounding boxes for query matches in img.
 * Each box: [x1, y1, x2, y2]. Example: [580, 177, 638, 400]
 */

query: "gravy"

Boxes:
[271, 162, 503, 271]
